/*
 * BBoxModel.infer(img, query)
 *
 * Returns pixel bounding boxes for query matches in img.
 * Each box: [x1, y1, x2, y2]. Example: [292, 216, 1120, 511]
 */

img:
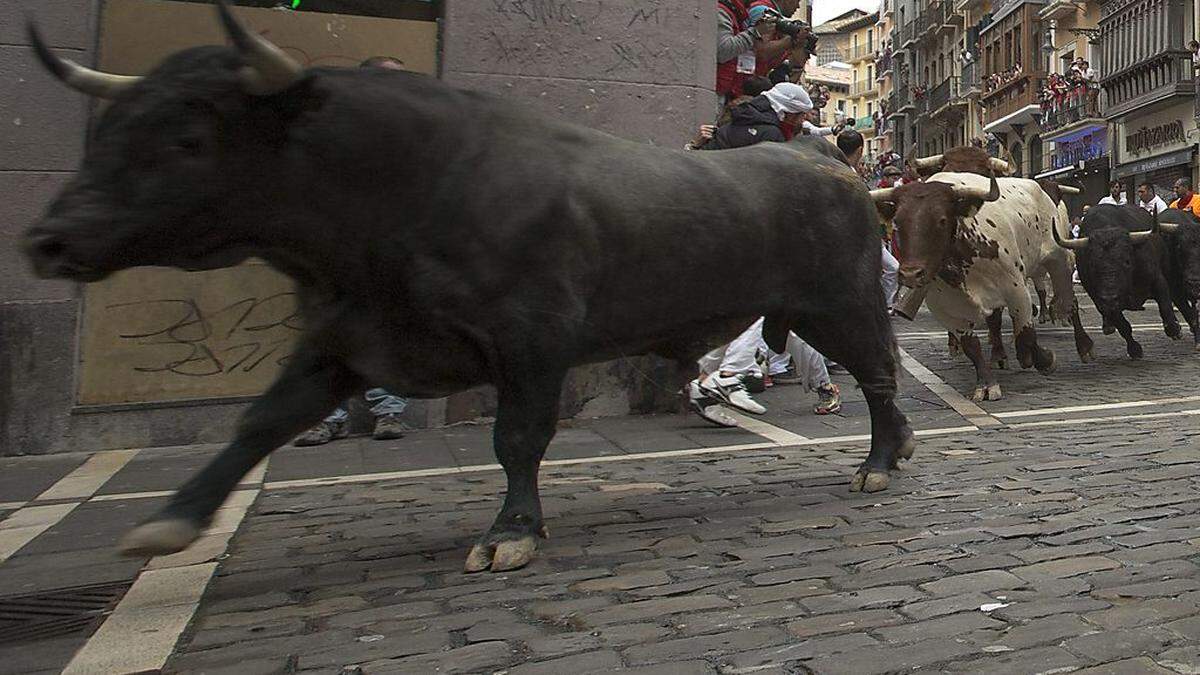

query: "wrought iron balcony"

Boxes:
[847, 43, 875, 62]
[960, 60, 981, 95]
[1040, 91, 1103, 136]
[851, 79, 880, 96]
[929, 76, 960, 113]
[900, 20, 916, 47]
[1101, 50, 1193, 119]
[893, 82, 913, 114]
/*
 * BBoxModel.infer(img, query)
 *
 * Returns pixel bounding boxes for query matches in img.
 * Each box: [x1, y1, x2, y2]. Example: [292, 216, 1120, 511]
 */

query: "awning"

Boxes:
[1034, 164, 1077, 179]
[982, 104, 1041, 134]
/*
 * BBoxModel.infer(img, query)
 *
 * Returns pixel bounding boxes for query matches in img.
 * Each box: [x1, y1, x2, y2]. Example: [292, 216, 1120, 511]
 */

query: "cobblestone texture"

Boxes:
[12, 294, 1200, 674]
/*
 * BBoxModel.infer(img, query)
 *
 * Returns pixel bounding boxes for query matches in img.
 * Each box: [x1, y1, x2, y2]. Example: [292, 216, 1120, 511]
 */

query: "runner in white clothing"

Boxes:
[1097, 180, 1127, 206]
[1135, 182, 1169, 215]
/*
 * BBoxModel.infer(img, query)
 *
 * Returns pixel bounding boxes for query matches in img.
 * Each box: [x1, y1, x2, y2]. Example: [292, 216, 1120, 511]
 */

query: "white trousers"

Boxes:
[881, 244, 899, 309]
[698, 318, 831, 391]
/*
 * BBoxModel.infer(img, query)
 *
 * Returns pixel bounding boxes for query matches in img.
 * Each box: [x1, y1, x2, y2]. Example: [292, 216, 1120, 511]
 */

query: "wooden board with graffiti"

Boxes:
[79, 0, 435, 405]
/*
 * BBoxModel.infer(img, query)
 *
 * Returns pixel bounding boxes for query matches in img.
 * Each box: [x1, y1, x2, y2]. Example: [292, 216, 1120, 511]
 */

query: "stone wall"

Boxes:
[0, 0, 716, 455]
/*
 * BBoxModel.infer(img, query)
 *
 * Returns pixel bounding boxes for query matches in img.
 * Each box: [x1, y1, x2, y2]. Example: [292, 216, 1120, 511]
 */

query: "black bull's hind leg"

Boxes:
[791, 305, 914, 494]
[120, 346, 360, 556]
[464, 358, 565, 573]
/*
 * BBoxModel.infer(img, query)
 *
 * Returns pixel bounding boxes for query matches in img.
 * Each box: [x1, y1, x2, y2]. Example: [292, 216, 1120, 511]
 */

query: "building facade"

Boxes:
[1100, 0, 1198, 201]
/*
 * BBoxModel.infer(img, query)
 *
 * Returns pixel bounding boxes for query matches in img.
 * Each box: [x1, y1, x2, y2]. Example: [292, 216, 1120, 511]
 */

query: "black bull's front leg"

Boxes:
[463, 361, 564, 573]
[119, 344, 361, 556]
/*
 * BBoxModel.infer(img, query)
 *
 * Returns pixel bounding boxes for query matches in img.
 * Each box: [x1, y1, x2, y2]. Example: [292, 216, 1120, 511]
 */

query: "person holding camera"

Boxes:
[716, 0, 804, 109]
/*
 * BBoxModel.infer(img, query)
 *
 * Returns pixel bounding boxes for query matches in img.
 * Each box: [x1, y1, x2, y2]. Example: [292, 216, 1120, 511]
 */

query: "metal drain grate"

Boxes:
[0, 582, 131, 646]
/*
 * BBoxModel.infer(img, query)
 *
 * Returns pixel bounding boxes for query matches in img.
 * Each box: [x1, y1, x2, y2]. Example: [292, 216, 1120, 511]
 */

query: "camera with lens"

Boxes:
[759, 9, 818, 52]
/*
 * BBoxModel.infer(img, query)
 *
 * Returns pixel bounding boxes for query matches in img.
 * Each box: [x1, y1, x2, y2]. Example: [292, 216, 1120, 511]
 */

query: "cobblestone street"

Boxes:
[5, 293, 1200, 674]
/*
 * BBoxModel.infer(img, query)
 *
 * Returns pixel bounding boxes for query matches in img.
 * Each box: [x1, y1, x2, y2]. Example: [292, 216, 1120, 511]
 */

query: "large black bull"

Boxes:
[1157, 209, 1200, 350]
[22, 3, 913, 572]
[1053, 204, 1196, 358]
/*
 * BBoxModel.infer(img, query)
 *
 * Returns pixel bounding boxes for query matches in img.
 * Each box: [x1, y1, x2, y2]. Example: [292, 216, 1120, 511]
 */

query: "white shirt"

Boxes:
[1139, 195, 1169, 215]
[802, 121, 834, 136]
[1098, 194, 1127, 206]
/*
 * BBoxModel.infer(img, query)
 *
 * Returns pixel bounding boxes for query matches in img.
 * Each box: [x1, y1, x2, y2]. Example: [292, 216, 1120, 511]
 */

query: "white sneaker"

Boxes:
[687, 381, 739, 428]
[699, 373, 767, 415]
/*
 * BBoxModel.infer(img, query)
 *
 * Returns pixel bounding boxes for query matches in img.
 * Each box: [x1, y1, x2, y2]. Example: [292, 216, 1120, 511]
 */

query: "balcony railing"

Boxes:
[917, 9, 936, 36]
[894, 81, 913, 111]
[961, 60, 980, 94]
[1041, 91, 1103, 135]
[929, 77, 959, 112]
[900, 21, 916, 46]
[982, 73, 1045, 125]
[1101, 50, 1193, 119]
[851, 79, 880, 96]
[876, 52, 894, 78]
[847, 43, 875, 62]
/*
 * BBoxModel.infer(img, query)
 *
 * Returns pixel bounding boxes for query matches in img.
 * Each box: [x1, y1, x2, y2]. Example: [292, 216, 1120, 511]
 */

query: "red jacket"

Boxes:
[716, 0, 751, 98]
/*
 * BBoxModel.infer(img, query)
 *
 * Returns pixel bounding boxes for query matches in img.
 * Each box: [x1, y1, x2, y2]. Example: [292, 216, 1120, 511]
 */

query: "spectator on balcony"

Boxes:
[1136, 183, 1169, 216]
[1098, 180, 1127, 207]
[1171, 178, 1199, 215]
[1190, 40, 1200, 70]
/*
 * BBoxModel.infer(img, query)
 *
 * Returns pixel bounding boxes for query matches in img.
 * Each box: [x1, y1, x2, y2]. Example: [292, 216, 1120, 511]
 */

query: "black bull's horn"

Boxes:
[28, 0, 303, 98]
[215, 0, 304, 95]
[27, 23, 141, 99]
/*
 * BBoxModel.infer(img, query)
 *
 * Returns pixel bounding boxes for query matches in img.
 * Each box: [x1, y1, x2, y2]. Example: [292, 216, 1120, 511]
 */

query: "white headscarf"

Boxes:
[764, 82, 814, 118]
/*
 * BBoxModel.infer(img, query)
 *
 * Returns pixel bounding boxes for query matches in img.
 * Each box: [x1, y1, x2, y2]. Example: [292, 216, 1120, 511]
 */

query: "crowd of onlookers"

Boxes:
[1039, 58, 1099, 114]
[983, 62, 1023, 93]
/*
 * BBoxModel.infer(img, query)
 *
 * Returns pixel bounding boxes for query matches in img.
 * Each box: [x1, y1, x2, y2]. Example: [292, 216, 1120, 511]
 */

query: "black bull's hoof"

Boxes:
[119, 518, 203, 557]
[464, 524, 550, 573]
[849, 424, 916, 494]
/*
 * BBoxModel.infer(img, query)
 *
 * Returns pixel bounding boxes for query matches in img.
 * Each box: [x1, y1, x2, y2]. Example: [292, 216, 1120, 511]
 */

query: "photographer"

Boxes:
[716, 0, 802, 106]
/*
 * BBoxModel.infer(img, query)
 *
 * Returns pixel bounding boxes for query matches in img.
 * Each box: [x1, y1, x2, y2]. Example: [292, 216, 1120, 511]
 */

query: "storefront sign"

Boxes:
[1116, 103, 1195, 162]
[1125, 121, 1185, 156]
[1112, 147, 1195, 179]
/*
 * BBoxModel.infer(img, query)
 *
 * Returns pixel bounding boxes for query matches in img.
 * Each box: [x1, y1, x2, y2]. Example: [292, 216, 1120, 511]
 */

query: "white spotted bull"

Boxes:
[872, 173, 1093, 401]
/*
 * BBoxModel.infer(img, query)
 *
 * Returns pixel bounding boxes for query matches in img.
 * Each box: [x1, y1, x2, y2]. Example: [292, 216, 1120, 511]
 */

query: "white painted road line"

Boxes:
[35, 449, 139, 502]
[725, 410, 810, 445]
[897, 347, 1003, 428]
[1008, 408, 1200, 429]
[0, 503, 80, 563]
[65, 463, 268, 674]
[0, 501, 27, 511]
[897, 323, 1163, 340]
[993, 395, 1200, 419]
[62, 563, 218, 675]
[264, 427, 980, 491]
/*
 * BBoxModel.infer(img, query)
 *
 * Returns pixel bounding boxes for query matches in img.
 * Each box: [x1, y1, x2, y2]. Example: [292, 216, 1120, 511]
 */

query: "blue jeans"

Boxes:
[325, 388, 407, 423]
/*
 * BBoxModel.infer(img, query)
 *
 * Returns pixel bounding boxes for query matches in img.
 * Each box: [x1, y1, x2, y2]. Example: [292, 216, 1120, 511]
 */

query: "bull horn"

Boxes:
[26, 21, 140, 99]
[913, 155, 945, 170]
[1058, 185, 1082, 195]
[988, 158, 1011, 175]
[1129, 227, 1156, 243]
[216, 0, 303, 95]
[1158, 222, 1181, 233]
[869, 187, 896, 202]
[1052, 222, 1089, 250]
[951, 172, 1000, 202]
